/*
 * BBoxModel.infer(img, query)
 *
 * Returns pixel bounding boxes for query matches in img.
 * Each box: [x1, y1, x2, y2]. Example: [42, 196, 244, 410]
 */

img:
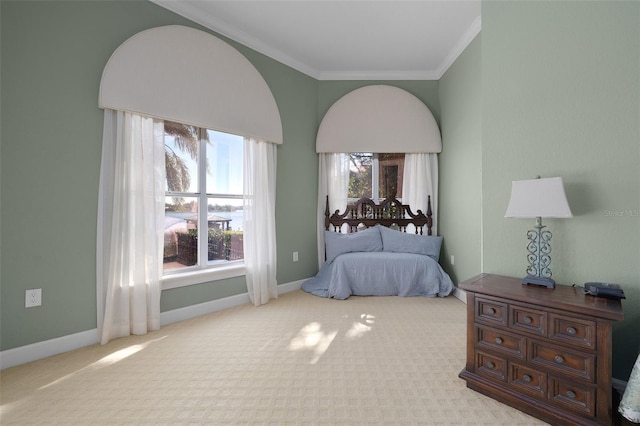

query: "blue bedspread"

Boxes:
[302, 252, 453, 299]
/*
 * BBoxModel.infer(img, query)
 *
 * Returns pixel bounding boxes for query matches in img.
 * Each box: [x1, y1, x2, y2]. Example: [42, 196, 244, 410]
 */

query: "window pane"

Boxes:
[206, 130, 243, 196]
[163, 124, 246, 277]
[348, 153, 373, 199]
[378, 153, 404, 199]
[164, 196, 199, 270]
[207, 197, 244, 263]
[164, 122, 199, 193]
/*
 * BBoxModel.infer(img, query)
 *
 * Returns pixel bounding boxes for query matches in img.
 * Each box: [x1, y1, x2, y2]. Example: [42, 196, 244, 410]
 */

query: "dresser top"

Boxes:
[460, 273, 624, 321]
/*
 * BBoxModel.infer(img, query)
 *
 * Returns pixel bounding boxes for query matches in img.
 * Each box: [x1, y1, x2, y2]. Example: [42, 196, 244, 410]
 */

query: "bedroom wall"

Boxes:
[481, 0, 640, 379]
[438, 35, 482, 285]
[0, 1, 319, 351]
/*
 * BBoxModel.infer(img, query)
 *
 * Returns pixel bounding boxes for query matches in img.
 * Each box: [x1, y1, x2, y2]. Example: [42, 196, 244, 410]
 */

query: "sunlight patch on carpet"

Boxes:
[288, 322, 338, 364]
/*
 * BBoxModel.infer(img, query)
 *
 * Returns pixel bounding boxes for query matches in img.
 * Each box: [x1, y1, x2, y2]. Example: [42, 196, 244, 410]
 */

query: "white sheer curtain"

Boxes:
[243, 137, 278, 306]
[317, 153, 350, 267]
[97, 109, 165, 345]
[403, 153, 439, 235]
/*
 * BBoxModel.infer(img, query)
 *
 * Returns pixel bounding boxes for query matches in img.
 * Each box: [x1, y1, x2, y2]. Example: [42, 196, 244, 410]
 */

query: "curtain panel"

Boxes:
[403, 153, 438, 235]
[243, 138, 278, 306]
[97, 109, 165, 345]
[317, 153, 349, 267]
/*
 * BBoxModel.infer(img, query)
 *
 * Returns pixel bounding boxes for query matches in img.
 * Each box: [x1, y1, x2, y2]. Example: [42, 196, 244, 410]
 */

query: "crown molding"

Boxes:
[151, 0, 481, 81]
[317, 70, 441, 81]
[435, 16, 482, 79]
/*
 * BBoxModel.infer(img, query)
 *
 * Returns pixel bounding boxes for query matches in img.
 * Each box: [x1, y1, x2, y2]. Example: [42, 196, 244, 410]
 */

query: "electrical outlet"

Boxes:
[450, 255, 455, 266]
[25, 288, 42, 308]
[293, 251, 299, 262]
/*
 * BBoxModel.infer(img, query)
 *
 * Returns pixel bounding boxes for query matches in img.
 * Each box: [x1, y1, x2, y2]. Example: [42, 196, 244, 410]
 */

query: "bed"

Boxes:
[302, 196, 453, 299]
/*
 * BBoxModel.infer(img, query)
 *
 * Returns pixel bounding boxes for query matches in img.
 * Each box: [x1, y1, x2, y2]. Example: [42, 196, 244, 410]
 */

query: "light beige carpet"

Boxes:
[0, 290, 547, 425]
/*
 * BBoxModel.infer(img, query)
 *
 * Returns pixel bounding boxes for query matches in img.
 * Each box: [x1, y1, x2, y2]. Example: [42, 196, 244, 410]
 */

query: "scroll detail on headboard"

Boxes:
[325, 196, 433, 236]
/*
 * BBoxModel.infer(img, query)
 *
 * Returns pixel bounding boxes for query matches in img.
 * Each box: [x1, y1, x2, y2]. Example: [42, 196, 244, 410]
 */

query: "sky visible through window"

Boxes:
[164, 130, 243, 195]
[206, 130, 243, 196]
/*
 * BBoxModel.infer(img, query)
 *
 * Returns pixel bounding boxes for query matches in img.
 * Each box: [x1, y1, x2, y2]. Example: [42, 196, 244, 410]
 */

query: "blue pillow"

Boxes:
[324, 226, 383, 263]
[379, 225, 443, 261]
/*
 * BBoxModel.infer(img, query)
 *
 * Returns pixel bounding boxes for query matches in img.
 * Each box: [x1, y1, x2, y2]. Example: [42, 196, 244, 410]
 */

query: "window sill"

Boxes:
[162, 263, 245, 290]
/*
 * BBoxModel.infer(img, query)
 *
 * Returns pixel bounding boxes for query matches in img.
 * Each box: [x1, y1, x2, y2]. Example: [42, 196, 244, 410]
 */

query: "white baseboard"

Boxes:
[0, 328, 100, 371]
[276, 278, 305, 294]
[0, 279, 306, 370]
[159, 292, 251, 326]
[159, 278, 304, 325]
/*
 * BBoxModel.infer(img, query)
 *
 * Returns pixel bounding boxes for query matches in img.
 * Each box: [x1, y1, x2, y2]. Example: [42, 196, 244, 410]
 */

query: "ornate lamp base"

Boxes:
[522, 217, 555, 289]
[522, 275, 555, 289]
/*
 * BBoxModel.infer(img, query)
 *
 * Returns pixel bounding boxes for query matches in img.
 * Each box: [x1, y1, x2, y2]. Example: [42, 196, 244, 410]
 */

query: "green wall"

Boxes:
[438, 35, 483, 285]
[481, 0, 640, 379]
[0, 0, 320, 350]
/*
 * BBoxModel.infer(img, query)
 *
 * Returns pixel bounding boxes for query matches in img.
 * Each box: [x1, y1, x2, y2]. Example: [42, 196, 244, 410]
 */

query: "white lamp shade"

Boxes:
[505, 177, 573, 218]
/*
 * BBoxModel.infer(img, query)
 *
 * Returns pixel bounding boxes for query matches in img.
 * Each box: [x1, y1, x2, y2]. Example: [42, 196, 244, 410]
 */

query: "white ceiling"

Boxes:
[151, 0, 481, 80]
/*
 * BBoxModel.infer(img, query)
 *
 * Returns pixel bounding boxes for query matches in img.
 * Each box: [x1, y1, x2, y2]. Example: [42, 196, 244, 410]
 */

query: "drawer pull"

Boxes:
[487, 362, 495, 369]
[566, 326, 577, 335]
[555, 355, 565, 364]
[523, 374, 532, 383]
[566, 390, 576, 399]
[523, 316, 532, 325]
[487, 308, 496, 315]
[495, 337, 503, 345]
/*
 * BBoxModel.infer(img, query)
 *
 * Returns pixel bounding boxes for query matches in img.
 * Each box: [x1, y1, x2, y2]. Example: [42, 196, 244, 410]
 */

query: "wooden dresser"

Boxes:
[459, 274, 624, 426]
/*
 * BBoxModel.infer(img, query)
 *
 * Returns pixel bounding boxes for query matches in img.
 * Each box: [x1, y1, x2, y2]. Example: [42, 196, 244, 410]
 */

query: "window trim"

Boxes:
[371, 154, 380, 201]
[163, 124, 245, 287]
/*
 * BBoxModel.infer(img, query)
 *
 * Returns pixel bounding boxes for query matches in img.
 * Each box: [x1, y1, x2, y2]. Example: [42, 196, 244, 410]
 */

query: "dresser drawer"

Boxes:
[510, 362, 546, 400]
[475, 297, 508, 327]
[549, 313, 596, 350]
[475, 324, 525, 358]
[529, 341, 595, 382]
[475, 350, 507, 382]
[510, 305, 546, 336]
[549, 376, 596, 416]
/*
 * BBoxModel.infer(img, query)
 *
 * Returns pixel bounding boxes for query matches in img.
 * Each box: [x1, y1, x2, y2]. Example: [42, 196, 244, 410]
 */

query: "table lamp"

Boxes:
[504, 176, 573, 288]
